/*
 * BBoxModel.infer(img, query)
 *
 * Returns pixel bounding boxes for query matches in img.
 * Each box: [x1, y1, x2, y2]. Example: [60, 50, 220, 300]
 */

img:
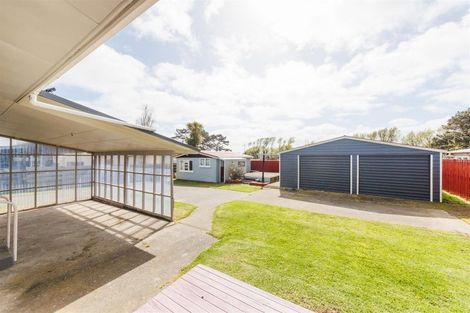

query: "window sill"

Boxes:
[179, 170, 193, 173]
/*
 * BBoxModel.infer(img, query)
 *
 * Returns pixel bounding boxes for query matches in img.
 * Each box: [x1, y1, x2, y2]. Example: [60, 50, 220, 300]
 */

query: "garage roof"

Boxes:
[280, 136, 446, 154]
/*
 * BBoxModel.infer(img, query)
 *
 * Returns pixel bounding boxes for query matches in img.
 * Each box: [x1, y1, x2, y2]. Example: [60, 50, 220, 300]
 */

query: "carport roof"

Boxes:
[280, 135, 446, 154]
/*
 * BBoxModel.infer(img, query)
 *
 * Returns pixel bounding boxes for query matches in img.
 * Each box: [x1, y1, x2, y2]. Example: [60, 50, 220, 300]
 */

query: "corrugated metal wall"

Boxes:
[280, 138, 441, 201]
[299, 155, 350, 193]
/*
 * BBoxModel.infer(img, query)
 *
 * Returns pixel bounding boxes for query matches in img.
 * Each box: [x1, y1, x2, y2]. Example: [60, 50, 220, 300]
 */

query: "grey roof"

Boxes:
[39, 91, 198, 152]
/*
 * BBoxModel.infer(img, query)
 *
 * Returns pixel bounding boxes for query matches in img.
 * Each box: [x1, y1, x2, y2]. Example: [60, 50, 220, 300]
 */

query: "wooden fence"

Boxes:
[443, 159, 470, 200]
[250, 160, 279, 173]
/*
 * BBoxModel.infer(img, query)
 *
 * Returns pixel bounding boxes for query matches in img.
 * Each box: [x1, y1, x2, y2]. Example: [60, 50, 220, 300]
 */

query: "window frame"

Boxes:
[180, 160, 193, 172]
[199, 158, 211, 168]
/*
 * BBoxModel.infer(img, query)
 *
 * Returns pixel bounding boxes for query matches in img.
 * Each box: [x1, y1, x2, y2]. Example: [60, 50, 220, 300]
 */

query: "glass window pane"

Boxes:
[112, 186, 118, 202]
[58, 147, 75, 155]
[163, 176, 171, 196]
[37, 155, 56, 171]
[155, 156, 162, 175]
[110, 171, 118, 185]
[58, 184, 75, 203]
[144, 175, 153, 192]
[135, 174, 143, 191]
[119, 155, 125, 171]
[12, 188, 35, 210]
[0, 173, 9, 191]
[77, 183, 91, 201]
[126, 189, 134, 206]
[0, 155, 9, 173]
[12, 155, 35, 172]
[0, 137, 10, 154]
[163, 196, 171, 217]
[99, 155, 105, 169]
[111, 155, 119, 170]
[145, 155, 154, 174]
[38, 144, 56, 155]
[154, 195, 162, 214]
[135, 155, 144, 173]
[38, 171, 56, 187]
[106, 155, 112, 171]
[77, 169, 91, 184]
[118, 172, 124, 187]
[105, 185, 111, 200]
[155, 175, 162, 195]
[127, 173, 134, 189]
[77, 155, 92, 169]
[37, 186, 55, 207]
[58, 155, 75, 170]
[118, 187, 124, 203]
[12, 172, 35, 189]
[12, 140, 35, 154]
[58, 171, 75, 185]
[163, 156, 171, 175]
[144, 193, 153, 212]
[127, 155, 134, 172]
[134, 191, 143, 209]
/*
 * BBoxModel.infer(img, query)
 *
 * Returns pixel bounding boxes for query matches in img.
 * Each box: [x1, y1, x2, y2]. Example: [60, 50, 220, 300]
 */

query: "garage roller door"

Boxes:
[299, 155, 350, 193]
[359, 155, 430, 200]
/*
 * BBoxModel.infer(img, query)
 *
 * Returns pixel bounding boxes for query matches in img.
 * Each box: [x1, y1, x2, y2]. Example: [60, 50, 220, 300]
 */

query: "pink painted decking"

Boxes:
[135, 264, 313, 313]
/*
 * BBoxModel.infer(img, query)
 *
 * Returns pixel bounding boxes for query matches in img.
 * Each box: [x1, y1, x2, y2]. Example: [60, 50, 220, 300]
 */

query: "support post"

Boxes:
[297, 155, 300, 190]
[350, 155, 353, 194]
[430, 154, 433, 202]
[356, 155, 359, 195]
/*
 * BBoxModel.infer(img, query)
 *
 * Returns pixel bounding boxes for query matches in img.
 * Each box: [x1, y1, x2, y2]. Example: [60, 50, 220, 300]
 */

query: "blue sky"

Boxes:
[52, 0, 470, 151]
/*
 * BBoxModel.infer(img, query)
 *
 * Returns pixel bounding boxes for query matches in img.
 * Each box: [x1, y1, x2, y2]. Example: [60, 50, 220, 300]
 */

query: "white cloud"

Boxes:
[204, 0, 226, 21]
[53, 1, 470, 151]
[131, 0, 197, 48]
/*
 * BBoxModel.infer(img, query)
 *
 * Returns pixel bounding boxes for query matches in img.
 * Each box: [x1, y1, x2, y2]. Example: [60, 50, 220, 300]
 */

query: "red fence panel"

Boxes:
[443, 159, 470, 200]
[250, 160, 279, 173]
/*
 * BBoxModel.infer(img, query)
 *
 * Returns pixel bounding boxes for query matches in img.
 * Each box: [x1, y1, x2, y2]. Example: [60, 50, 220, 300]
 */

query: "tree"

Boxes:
[353, 127, 400, 142]
[202, 134, 230, 151]
[136, 104, 154, 128]
[173, 121, 230, 150]
[244, 137, 295, 159]
[402, 129, 434, 147]
[431, 108, 470, 150]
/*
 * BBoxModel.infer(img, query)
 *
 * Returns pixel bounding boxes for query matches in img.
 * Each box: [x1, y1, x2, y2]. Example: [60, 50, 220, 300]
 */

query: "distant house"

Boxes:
[447, 148, 470, 160]
[176, 151, 252, 183]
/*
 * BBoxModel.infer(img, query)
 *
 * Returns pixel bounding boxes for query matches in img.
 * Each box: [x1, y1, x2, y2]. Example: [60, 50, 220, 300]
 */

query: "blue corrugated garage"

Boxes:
[280, 136, 443, 202]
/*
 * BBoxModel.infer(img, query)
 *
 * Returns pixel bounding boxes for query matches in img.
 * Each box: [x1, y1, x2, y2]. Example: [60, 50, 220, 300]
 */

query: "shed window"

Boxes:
[238, 161, 245, 167]
[180, 160, 193, 172]
[199, 158, 211, 167]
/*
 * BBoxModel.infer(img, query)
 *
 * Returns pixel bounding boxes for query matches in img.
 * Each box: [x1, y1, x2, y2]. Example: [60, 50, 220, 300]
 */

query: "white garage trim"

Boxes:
[356, 155, 359, 195]
[297, 155, 300, 190]
[430, 154, 433, 202]
[439, 152, 442, 202]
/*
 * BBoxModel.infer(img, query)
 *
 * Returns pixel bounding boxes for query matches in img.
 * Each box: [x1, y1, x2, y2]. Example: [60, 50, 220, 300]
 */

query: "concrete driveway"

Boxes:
[245, 188, 470, 235]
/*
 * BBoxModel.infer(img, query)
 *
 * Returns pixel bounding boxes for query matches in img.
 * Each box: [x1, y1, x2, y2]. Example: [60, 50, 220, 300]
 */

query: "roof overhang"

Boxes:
[0, 0, 198, 154]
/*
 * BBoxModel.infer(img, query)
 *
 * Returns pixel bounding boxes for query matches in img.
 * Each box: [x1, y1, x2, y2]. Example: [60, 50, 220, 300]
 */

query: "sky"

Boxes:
[51, 0, 470, 152]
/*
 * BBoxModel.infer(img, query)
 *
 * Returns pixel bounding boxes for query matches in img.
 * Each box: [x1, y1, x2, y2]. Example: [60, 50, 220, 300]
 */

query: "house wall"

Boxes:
[223, 158, 250, 181]
[280, 138, 441, 201]
[176, 157, 219, 183]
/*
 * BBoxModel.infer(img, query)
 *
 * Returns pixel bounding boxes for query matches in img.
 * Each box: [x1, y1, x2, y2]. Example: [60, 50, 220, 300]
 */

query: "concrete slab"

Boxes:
[244, 189, 470, 235]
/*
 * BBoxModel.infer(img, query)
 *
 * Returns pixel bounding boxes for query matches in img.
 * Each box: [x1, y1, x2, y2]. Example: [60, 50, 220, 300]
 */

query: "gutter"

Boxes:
[28, 91, 155, 132]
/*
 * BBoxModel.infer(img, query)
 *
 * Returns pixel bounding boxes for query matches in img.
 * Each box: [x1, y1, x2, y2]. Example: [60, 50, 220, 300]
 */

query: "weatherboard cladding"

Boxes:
[280, 138, 441, 201]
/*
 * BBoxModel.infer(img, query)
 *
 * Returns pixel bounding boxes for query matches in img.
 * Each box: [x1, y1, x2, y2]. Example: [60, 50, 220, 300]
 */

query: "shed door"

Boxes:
[359, 155, 430, 200]
[299, 155, 350, 193]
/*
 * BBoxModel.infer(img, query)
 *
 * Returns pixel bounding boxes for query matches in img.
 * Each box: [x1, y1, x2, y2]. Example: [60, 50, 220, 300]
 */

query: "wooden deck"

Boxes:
[135, 264, 313, 313]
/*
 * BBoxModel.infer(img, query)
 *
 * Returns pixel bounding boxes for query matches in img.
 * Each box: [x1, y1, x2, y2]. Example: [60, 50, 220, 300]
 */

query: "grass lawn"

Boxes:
[174, 201, 197, 221]
[185, 201, 470, 313]
[442, 192, 470, 224]
[174, 179, 260, 193]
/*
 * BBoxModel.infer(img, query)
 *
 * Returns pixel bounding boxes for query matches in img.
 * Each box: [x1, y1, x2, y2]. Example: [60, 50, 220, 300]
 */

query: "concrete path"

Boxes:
[58, 186, 246, 313]
[244, 188, 470, 235]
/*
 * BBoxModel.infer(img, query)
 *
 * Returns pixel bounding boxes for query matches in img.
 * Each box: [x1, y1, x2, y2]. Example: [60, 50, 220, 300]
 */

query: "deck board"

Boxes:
[135, 265, 313, 313]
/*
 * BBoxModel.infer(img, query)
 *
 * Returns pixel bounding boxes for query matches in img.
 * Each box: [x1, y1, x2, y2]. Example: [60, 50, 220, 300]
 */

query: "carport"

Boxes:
[280, 136, 444, 202]
[0, 1, 199, 311]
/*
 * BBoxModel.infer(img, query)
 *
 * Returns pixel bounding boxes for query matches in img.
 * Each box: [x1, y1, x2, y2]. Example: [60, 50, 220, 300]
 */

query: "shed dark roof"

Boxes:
[281, 135, 445, 154]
